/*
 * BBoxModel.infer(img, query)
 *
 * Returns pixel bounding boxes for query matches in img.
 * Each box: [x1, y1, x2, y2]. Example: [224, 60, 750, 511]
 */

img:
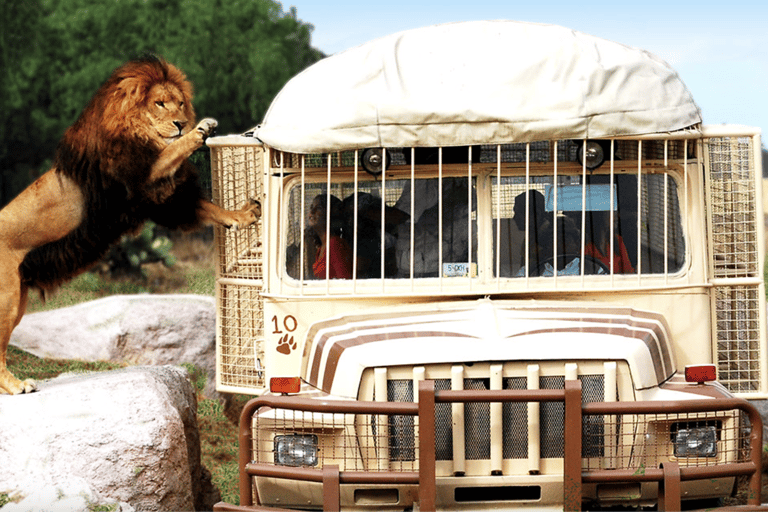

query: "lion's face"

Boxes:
[145, 83, 194, 144]
[86, 58, 197, 149]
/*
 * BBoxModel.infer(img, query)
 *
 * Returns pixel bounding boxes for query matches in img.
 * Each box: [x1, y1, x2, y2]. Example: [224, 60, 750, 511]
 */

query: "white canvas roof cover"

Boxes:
[254, 20, 701, 154]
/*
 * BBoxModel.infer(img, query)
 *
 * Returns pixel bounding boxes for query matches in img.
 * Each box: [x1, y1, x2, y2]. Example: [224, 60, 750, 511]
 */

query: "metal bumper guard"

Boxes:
[214, 380, 767, 511]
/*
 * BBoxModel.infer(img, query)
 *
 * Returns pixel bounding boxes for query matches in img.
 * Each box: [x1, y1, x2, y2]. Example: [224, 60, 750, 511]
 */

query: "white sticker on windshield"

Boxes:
[443, 263, 477, 278]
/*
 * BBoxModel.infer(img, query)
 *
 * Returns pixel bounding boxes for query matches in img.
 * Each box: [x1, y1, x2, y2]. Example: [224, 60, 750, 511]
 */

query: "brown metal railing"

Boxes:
[580, 398, 765, 511]
[214, 380, 764, 511]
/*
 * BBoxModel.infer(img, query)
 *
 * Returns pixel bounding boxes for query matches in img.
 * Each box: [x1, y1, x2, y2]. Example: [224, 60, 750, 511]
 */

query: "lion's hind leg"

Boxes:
[0, 368, 36, 395]
[0, 264, 37, 395]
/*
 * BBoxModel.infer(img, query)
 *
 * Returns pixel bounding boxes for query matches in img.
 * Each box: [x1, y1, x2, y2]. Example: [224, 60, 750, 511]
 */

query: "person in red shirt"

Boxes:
[308, 194, 353, 279]
[583, 211, 635, 274]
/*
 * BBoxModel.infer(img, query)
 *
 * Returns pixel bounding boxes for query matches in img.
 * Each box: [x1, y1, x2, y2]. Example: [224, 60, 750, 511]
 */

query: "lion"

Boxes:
[0, 56, 260, 395]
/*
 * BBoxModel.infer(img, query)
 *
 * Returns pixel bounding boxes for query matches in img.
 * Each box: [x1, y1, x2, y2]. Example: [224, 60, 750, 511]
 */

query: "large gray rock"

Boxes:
[0, 366, 212, 511]
[10, 294, 219, 396]
[1, 477, 134, 512]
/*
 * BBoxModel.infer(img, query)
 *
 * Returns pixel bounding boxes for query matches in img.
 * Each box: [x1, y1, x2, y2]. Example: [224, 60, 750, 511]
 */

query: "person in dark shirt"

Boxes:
[513, 189, 550, 274]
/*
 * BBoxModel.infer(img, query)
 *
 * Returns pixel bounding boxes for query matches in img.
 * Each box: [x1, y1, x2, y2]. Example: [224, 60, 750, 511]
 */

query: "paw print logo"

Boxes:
[276, 334, 297, 355]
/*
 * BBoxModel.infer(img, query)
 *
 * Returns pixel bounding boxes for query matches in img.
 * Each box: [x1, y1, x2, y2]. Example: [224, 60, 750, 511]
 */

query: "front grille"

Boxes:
[377, 366, 610, 467]
[387, 379, 416, 461]
[502, 376, 528, 459]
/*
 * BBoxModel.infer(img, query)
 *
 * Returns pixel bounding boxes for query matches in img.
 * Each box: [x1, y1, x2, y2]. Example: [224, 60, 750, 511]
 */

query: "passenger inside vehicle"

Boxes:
[394, 178, 477, 278]
[341, 192, 407, 279]
[515, 214, 584, 277]
[510, 183, 632, 276]
[584, 211, 635, 274]
[511, 190, 551, 274]
[307, 193, 353, 279]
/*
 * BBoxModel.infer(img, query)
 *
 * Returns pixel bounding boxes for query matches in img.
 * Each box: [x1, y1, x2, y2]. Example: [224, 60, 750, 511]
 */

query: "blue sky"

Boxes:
[286, 0, 767, 143]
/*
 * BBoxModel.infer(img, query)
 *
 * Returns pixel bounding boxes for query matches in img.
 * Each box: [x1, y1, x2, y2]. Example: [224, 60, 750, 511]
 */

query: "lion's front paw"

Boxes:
[227, 199, 262, 231]
[245, 198, 262, 221]
[196, 118, 218, 139]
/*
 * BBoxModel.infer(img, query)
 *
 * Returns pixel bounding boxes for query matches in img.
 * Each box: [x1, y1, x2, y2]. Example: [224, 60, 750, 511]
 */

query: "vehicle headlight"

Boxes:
[274, 434, 319, 466]
[673, 425, 717, 457]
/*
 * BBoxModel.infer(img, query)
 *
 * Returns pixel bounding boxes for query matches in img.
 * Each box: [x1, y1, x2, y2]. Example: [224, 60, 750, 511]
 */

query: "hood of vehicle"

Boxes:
[302, 298, 676, 397]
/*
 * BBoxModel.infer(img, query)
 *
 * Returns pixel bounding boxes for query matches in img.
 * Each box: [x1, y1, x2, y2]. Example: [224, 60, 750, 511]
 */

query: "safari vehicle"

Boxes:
[209, 21, 766, 511]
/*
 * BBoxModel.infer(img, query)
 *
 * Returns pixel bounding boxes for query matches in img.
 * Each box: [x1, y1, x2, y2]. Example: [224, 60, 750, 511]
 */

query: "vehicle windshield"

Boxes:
[284, 146, 685, 281]
[284, 163, 685, 282]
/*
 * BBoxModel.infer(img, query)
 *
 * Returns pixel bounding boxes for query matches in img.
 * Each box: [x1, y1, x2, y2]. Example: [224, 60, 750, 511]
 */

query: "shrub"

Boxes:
[100, 221, 176, 279]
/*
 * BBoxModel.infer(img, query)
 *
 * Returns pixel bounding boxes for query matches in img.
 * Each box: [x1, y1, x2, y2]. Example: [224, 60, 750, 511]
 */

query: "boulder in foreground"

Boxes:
[0, 365, 214, 511]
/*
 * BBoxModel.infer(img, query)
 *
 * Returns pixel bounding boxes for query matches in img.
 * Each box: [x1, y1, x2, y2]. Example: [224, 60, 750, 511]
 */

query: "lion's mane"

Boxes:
[20, 56, 206, 291]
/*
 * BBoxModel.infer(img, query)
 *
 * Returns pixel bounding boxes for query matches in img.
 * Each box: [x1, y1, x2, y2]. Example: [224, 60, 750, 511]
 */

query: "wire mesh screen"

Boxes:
[210, 141, 265, 392]
[386, 380, 416, 462]
[292, 141, 691, 168]
[715, 285, 763, 393]
[706, 137, 759, 278]
[705, 136, 765, 395]
[502, 376, 529, 459]
[252, 409, 420, 472]
[210, 144, 263, 280]
[217, 282, 265, 390]
[539, 375, 607, 459]
[581, 410, 750, 472]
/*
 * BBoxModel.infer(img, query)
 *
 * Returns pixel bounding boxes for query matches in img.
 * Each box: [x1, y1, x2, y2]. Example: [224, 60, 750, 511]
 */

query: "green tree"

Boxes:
[166, 0, 323, 134]
[0, 0, 323, 206]
[0, 0, 55, 204]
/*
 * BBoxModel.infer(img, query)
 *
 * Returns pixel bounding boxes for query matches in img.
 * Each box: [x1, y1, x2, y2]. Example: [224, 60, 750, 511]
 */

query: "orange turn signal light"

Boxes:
[684, 364, 716, 384]
[270, 376, 301, 394]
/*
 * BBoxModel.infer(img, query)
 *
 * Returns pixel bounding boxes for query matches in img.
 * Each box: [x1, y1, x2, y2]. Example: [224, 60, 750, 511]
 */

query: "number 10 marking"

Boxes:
[272, 315, 297, 334]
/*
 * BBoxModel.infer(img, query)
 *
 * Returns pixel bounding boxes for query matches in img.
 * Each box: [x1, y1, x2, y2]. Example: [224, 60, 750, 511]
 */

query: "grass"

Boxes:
[26, 232, 216, 313]
[6, 345, 124, 381]
[25, 272, 150, 312]
[197, 393, 252, 504]
[5, 232, 246, 507]
[181, 363, 251, 505]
